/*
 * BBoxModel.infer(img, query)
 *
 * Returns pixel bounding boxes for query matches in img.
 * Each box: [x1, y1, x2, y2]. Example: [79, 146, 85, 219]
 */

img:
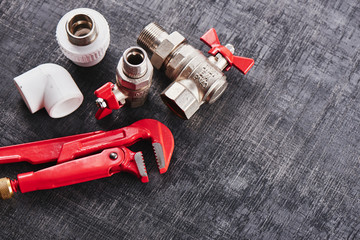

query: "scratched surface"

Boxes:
[0, 0, 359, 239]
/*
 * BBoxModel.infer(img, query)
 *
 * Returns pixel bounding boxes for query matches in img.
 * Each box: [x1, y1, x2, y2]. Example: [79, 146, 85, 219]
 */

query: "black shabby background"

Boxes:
[0, 0, 359, 239]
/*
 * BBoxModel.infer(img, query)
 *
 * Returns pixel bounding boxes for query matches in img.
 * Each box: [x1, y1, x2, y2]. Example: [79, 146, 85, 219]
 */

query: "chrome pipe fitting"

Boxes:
[94, 46, 153, 119]
[138, 23, 230, 119]
[116, 46, 153, 108]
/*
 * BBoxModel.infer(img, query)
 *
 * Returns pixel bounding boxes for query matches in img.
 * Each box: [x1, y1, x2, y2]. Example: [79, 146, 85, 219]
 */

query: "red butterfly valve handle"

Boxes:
[200, 28, 254, 73]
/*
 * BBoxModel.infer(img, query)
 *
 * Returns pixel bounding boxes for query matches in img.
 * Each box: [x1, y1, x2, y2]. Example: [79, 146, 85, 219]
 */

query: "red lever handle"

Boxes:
[94, 82, 124, 119]
[200, 28, 254, 74]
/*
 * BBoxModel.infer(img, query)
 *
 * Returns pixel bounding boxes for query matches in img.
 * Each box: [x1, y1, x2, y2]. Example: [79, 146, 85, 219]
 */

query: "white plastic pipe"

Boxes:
[14, 63, 84, 118]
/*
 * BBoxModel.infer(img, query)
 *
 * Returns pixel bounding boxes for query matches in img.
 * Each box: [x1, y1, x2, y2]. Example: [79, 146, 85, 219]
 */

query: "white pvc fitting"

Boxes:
[56, 8, 110, 67]
[14, 64, 84, 118]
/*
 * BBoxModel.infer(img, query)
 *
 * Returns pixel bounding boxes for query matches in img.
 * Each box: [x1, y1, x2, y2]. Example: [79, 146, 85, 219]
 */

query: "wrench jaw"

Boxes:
[131, 119, 175, 174]
[134, 152, 149, 183]
[152, 143, 167, 174]
[120, 149, 149, 183]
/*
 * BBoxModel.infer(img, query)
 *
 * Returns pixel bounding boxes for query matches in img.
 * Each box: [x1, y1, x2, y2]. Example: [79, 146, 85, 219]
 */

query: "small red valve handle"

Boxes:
[95, 108, 113, 120]
[200, 28, 254, 74]
[13, 147, 146, 193]
[94, 82, 124, 119]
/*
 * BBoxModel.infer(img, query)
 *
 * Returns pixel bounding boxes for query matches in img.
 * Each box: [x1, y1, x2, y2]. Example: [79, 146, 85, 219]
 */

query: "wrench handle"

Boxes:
[0, 131, 101, 164]
[16, 148, 125, 193]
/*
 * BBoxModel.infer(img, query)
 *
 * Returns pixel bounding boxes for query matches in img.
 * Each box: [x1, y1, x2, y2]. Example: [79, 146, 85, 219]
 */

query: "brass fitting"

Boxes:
[56, 8, 110, 67]
[137, 23, 231, 119]
[66, 13, 98, 46]
[0, 177, 14, 199]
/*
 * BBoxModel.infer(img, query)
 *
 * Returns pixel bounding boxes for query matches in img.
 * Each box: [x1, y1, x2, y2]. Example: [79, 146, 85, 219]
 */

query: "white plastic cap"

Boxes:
[56, 8, 110, 67]
[14, 63, 84, 118]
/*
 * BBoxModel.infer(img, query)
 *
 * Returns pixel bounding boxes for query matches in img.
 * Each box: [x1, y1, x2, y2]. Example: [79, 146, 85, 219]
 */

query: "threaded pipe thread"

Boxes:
[137, 22, 168, 53]
[0, 177, 17, 199]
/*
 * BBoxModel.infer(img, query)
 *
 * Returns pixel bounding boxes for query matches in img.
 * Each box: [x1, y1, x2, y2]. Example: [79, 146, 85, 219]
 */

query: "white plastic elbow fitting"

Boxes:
[56, 8, 110, 67]
[14, 64, 84, 118]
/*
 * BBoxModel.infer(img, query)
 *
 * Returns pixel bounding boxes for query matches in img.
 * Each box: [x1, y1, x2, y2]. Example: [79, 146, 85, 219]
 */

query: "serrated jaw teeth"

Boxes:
[134, 152, 148, 183]
[152, 143, 166, 173]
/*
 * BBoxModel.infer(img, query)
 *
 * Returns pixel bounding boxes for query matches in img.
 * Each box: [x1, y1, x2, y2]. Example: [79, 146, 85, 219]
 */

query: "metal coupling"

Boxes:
[137, 23, 254, 119]
[94, 46, 153, 119]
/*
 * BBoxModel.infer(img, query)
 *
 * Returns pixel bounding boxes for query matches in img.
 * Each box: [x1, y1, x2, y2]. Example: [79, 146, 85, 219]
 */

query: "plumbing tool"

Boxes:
[137, 23, 254, 119]
[0, 119, 174, 199]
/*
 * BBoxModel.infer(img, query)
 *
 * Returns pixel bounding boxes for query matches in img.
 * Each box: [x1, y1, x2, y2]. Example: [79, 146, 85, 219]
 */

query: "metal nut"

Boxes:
[165, 44, 198, 80]
[161, 81, 201, 119]
[151, 31, 186, 70]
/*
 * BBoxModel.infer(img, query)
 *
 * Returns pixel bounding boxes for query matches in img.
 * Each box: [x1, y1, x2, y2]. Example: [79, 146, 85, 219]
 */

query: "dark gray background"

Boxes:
[0, 0, 359, 239]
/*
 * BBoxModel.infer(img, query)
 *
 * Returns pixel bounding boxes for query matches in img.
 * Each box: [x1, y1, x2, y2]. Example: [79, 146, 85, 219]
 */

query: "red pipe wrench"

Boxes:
[0, 119, 174, 199]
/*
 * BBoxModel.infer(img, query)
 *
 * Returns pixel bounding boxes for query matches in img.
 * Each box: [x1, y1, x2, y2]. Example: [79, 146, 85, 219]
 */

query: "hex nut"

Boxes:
[165, 51, 187, 78]
[151, 31, 186, 70]
[165, 44, 198, 79]
[161, 81, 201, 119]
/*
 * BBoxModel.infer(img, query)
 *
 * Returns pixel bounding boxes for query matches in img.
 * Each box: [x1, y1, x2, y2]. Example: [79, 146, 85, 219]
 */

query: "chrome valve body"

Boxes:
[137, 23, 233, 119]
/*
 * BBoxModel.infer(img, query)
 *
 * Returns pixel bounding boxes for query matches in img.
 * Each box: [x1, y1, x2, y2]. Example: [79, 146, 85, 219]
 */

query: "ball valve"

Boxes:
[137, 23, 254, 119]
[94, 47, 153, 119]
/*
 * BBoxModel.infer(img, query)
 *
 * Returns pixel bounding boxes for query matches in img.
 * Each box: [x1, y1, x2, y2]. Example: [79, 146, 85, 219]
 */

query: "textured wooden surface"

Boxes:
[0, 0, 359, 239]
